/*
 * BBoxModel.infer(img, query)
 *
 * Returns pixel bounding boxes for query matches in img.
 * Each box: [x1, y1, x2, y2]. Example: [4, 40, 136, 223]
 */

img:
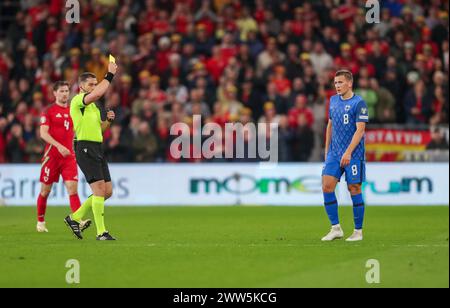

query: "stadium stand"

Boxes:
[0, 0, 448, 163]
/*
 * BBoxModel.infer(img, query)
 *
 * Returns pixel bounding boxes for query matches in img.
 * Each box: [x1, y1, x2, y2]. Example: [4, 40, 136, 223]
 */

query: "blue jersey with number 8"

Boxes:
[328, 94, 369, 161]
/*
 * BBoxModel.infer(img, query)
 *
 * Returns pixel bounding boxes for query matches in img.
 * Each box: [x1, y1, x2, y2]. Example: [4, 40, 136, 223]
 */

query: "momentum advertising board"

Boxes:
[0, 163, 448, 206]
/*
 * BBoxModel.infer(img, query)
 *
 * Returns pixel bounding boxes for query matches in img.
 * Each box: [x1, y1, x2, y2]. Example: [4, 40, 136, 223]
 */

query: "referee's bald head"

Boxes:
[79, 72, 97, 84]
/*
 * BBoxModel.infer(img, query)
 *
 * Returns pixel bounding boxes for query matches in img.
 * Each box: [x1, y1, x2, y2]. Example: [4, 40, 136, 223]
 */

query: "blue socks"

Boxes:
[323, 192, 339, 225]
[351, 194, 365, 230]
[324, 192, 366, 229]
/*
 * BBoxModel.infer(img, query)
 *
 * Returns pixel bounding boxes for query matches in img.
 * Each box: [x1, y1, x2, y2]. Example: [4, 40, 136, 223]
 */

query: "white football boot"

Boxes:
[321, 225, 344, 241]
[37, 221, 49, 233]
[346, 229, 363, 242]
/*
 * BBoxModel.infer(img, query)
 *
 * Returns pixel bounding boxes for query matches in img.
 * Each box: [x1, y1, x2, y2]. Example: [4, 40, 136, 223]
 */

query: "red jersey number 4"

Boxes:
[41, 104, 75, 157]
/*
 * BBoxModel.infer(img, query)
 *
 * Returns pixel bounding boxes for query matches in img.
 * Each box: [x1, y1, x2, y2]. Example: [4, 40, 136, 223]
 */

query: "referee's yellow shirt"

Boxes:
[70, 93, 103, 143]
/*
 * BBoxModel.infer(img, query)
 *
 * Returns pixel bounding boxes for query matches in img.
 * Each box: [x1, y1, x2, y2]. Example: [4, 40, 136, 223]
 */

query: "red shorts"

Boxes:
[40, 154, 78, 184]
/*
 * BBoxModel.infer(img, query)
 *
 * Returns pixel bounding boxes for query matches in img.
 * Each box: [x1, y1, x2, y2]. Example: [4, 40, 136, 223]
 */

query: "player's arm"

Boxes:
[40, 125, 71, 157]
[341, 100, 369, 167]
[324, 119, 332, 160]
[340, 122, 366, 167]
[83, 62, 118, 105]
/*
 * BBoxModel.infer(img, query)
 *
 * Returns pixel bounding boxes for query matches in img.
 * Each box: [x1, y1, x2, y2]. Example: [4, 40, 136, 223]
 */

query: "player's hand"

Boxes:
[340, 151, 352, 167]
[107, 110, 115, 122]
[108, 62, 118, 75]
[57, 145, 71, 157]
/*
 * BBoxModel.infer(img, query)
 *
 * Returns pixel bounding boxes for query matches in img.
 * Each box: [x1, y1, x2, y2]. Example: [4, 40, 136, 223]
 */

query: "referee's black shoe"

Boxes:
[96, 231, 116, 241]
[64, 216, 83, 240]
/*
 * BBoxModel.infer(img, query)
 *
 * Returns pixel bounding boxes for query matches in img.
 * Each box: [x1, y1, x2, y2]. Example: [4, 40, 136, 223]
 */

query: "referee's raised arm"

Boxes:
[83, 62, 118, 105]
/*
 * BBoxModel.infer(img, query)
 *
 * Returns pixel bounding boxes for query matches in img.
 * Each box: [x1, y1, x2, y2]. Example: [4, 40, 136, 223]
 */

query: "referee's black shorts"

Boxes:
[75, 140, 111, 184]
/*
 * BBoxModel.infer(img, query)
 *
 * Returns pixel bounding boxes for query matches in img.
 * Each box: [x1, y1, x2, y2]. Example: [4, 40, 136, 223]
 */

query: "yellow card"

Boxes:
[109, 54, 116, 63]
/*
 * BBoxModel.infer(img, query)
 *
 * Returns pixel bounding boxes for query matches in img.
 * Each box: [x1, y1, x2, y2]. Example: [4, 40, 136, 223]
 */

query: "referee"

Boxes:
[64, 60, 118, 240]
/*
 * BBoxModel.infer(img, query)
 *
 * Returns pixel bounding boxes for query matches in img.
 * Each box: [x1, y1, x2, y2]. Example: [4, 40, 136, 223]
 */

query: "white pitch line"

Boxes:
[36, 243, 449, 248]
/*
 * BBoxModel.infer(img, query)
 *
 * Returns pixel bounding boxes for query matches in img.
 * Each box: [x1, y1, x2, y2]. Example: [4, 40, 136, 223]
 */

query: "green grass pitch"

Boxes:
[0, 206, 448, 288]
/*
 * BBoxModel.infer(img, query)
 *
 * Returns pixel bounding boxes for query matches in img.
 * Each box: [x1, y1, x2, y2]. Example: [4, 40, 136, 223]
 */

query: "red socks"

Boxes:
[37, 193, 81, 222]
[37, 194, 48, 222]
[69, 194, 81, 213]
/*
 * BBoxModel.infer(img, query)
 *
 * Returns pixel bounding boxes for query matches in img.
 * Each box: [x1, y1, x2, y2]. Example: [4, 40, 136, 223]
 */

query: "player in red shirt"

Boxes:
[36, 81, 91, 233]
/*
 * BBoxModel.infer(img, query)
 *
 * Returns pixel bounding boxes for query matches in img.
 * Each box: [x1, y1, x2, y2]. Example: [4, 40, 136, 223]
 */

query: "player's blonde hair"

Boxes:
[335, 70, 353, 82]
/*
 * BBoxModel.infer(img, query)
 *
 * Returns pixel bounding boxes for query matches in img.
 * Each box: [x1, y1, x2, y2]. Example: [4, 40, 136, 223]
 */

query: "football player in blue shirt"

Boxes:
[322, 70, 369, 242]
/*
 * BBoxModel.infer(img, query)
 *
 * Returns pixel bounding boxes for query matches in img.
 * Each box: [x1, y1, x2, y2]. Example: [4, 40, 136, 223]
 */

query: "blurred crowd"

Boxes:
[0, 0, 448, 163]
